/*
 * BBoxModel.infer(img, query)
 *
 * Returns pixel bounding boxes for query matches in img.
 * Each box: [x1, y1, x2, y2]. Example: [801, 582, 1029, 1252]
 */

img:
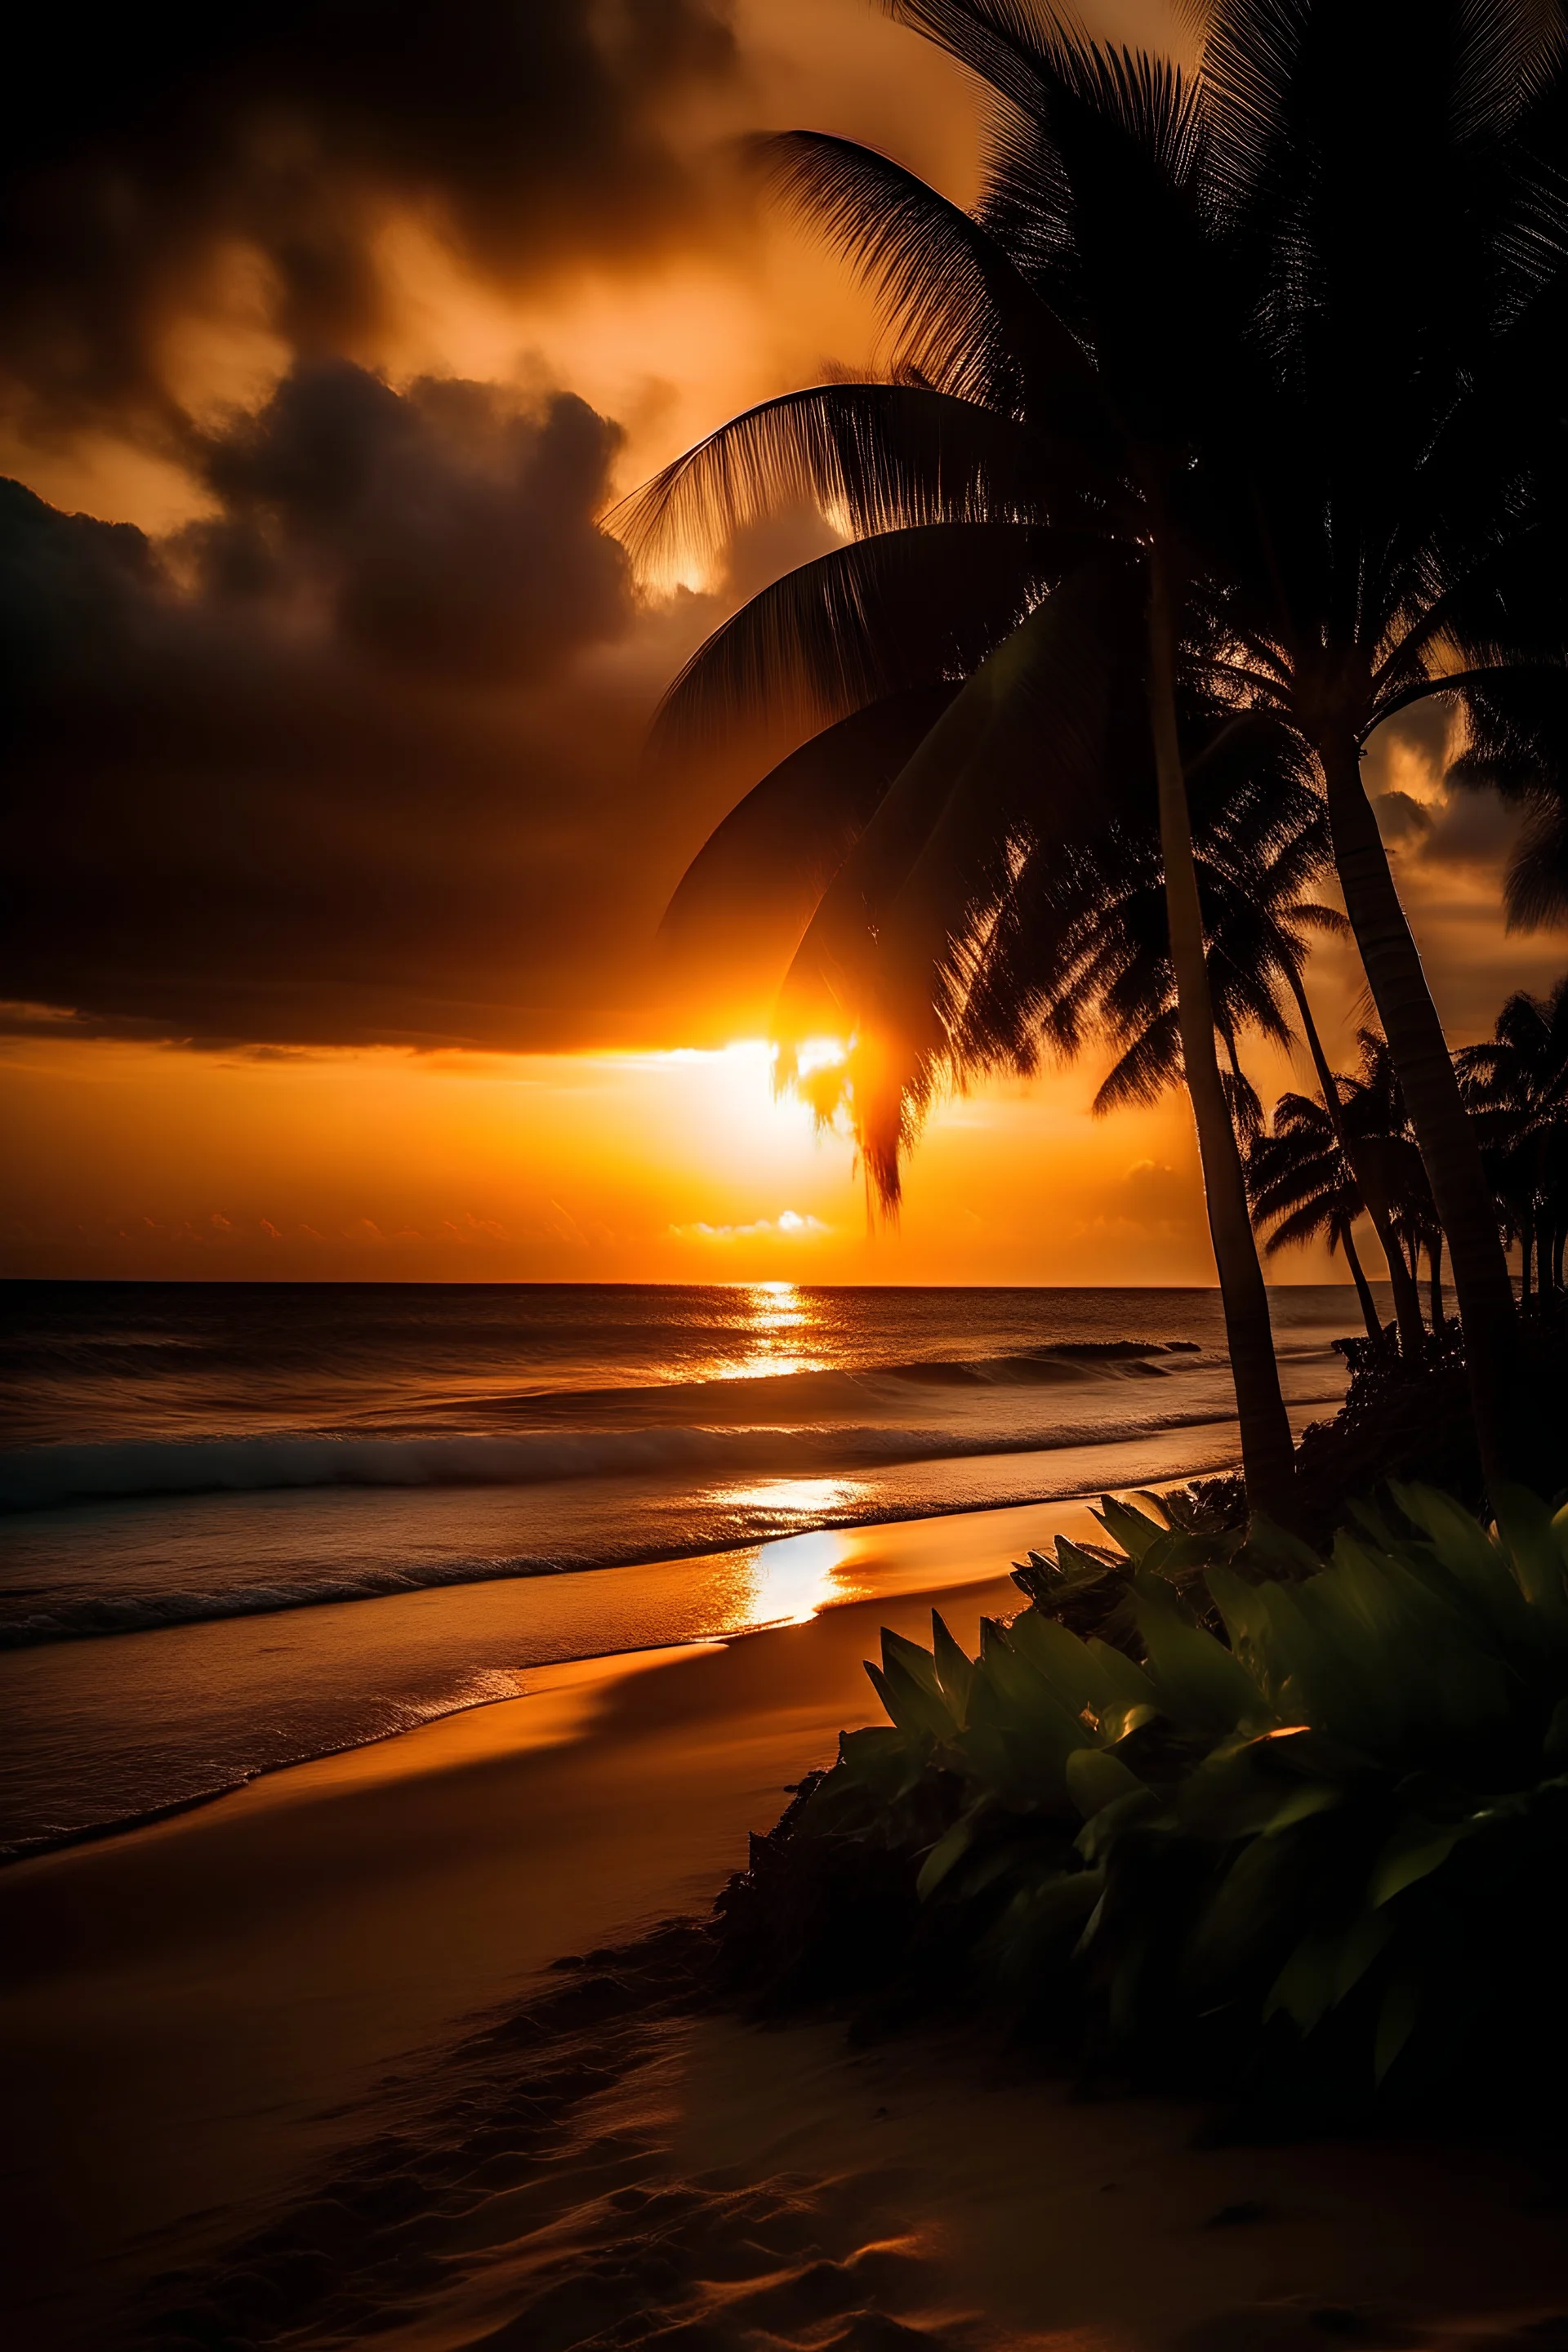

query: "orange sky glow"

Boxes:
[4, 0, 1564, 1287]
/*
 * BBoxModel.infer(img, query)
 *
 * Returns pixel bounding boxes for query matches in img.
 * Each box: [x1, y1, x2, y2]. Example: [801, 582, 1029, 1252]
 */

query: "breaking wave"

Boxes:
[0, 1341, 1218, 1514]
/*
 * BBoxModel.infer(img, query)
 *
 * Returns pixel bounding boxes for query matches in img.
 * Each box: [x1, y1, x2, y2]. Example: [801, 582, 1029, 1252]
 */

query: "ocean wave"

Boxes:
[0, 1394, 1365, 1649]
[0, 1377, 1261, 1515]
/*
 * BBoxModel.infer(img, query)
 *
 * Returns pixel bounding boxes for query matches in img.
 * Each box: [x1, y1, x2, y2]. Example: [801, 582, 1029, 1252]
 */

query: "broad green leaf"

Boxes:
[865, 1655, 953, 1744]
[1007, 1607, 1134, 1720]
[883, 1625, 945, 1700]
[1065, 1745, 1146, 1819]
[1093, 1493, 1170, 1562]
[1493, 1483, 1568, 1623]
[1054, 1535, 1121, 1580]
[1134, 1573, 1265, 1733]
[1140, 1528, 1230, 1583]
[1267, 1910, 1392, 2034]
[930, 1610, 975, 1721]
[916, 1815, 975, 1898]
[1260, 1780, 1343, 1836]
[1073, 1782, 1165, 1864]
[1369, 1816, 1466, 1906]
[1241, 1515, 1324, 1580]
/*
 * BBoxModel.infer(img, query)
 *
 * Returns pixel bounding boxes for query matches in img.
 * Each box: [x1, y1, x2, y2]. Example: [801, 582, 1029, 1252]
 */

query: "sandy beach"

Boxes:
[6, 1493, 1568, 2352]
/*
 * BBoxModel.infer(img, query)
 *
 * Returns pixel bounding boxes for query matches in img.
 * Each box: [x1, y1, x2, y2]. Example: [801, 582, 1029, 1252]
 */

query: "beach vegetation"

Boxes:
[721, 1480, 1568, 2114]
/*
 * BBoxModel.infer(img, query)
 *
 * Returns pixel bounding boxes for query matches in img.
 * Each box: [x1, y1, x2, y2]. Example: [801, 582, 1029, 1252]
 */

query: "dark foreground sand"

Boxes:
[4, 1499, 1568, 2351]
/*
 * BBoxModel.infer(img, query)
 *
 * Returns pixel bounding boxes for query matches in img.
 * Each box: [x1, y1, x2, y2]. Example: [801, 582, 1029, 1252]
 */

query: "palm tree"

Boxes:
[1458, 979, 1568, 1308]
[1337, 1031, 1440, 1342]
[1247, 1094, 1383, 1342]
[628, 0, 1568, 1500]
[624, 20, 1307, 1513]
[1183, 0, 1568, 1480]
[1030, 781, 1432, 1354]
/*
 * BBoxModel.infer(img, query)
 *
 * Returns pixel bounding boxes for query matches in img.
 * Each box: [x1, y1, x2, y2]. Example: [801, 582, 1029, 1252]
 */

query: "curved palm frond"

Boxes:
[652, 519, 1080, 754]
[611, 381, 1049, 572]
[658, 687, 960, 987]
[1444, 664, 1568, 926]
[775, 548, 1148, 1202]
[757, 127, 1098, 420]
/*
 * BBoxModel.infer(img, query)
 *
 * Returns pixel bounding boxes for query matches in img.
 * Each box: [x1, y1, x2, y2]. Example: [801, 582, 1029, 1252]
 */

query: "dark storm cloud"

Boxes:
[189, 360, 629, 679]
[2, 0, 737, 436]
[0, 361, 719, 1049]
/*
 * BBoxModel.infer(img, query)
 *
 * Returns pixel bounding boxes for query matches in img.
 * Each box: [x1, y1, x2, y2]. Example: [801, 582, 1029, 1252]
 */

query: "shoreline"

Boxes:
[0, 1508, 1055, 2345]
[7, 1478, 1568, 2350]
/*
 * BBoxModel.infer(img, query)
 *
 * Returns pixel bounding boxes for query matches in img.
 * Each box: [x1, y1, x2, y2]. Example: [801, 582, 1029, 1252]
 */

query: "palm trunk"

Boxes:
[1341, 1223, 1382, 1342]
[1282, 959, 1423, 1356]
[1429, 1232, 1444, 1331]
[1554, 1223, 1566, 1293]
[1318, 732, 1525, 1490]
[1150, 554, 1296, 1522]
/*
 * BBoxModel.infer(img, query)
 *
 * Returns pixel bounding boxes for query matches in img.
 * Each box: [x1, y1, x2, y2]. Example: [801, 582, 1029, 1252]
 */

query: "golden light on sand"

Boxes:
[742, 1526, 858, 1627]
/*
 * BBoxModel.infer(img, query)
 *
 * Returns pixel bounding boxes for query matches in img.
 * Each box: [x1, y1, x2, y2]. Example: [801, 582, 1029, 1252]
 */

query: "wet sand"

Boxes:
[4, 1495, 1568, 2350]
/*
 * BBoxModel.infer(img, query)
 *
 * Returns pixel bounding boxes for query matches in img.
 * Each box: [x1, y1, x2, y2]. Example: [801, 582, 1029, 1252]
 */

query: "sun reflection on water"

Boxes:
[703, 1281, 833, 1386]
[742, 1527, 854, 1627]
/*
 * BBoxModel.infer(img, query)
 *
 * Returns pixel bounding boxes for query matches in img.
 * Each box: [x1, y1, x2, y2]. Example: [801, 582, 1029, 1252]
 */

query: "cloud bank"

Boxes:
[2, 0, 737, 440]
[0, 360, 729, 1049]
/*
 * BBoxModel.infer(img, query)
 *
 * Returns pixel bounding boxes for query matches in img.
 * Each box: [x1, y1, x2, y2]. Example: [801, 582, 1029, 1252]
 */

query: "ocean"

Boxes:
[0, 1279, 1357, 1857]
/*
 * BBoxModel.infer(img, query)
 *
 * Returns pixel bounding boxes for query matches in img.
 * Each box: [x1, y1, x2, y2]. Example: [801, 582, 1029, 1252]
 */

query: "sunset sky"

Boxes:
[4, 0, 1564, 1285]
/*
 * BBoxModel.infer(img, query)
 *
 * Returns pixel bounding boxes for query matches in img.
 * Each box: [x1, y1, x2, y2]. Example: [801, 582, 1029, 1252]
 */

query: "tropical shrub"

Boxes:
[726, 1485, 1568, 2111]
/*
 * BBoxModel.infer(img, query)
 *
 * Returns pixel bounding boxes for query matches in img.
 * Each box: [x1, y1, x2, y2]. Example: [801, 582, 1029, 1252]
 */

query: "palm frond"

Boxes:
[653, 521, 1076, 754]
[757, 128, 1096, 417]
[776, 548, 1147, 1205]
[612, 381, 1048, 572]
[660, 688, 961, 987]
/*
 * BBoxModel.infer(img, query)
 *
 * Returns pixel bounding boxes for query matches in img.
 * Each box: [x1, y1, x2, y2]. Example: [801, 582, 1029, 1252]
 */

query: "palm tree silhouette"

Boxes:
[1188, 0, 1568, 1476]
[626, 19, 1307, 1512]
[1247, 1094, 1383, 1342]
[1459, 980, 1568, 1308]
[1338, 1032, 1441, 1342]
[627, 0, 1568, 1499]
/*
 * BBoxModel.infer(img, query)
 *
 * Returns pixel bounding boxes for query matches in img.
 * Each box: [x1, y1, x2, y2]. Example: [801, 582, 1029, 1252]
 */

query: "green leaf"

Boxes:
[930, 1610, 975, 1721]
[1260, 1780, 1344, 1836]
[1065, 1745, 1146, 1819]
[1093, 1493, 1171, 1562]
[1266, 1909, 1393, 2034]
[865, 1655, 952, 1744]
[1494, 1483, 1568, 1623]
[1134, 1574, 1265, 1734]
[1368, 1816, 1465, 1907]
[1054, 1535, 1121, 1580]
[916, 1815, 976, 1898]
[1006, 1607, 1153, 1726]
[1240, 1515, 1325, 1579]
[882, 1625, 944, 1699]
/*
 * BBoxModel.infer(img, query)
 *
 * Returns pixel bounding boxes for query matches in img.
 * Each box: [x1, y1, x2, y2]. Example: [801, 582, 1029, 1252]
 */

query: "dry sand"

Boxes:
[3, 1498, 1567, 2351]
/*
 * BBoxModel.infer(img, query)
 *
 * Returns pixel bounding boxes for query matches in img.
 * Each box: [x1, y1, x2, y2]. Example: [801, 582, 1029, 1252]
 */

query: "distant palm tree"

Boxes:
[1247, 1094, 1383, 1342]
[1458, 980, 1568, 1308]
[1337, 1033, 1441, 1342]
[1008, 770, 1339, 1134]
